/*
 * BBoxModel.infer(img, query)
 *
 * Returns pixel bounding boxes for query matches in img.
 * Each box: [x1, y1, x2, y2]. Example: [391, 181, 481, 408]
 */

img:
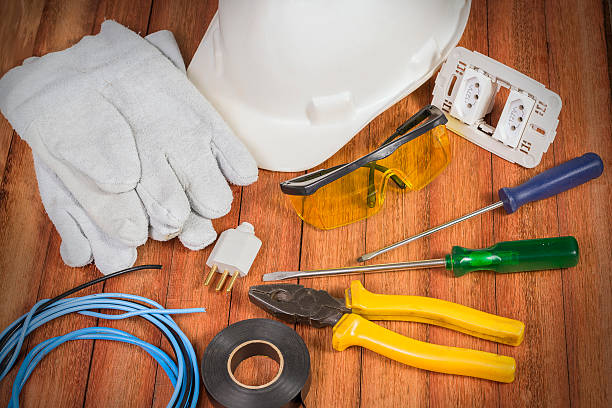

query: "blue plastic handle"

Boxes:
[498, 153, 604, 214]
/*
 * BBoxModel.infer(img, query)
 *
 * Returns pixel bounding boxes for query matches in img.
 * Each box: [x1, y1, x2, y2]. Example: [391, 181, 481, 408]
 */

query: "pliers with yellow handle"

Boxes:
[248, 280, 524, 383]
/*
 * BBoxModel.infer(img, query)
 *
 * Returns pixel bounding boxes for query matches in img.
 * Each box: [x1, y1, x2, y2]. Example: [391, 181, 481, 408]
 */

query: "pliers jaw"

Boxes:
[248, 284, 350, 328]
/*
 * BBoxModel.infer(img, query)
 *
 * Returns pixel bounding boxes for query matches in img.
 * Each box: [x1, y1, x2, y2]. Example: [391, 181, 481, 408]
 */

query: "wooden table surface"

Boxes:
[0, 0, 610, 407]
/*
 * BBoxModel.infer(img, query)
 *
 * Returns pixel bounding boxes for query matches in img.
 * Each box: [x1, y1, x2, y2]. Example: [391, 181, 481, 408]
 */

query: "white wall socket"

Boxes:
[432, 47, 562, 168]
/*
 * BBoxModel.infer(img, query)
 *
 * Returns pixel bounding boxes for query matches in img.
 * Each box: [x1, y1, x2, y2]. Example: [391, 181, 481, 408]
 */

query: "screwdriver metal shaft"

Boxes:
[263, 259, 446, 281]
[264, 236, 579, 282]
[358, 153, 603, 262]
[359, 201, 504, 262]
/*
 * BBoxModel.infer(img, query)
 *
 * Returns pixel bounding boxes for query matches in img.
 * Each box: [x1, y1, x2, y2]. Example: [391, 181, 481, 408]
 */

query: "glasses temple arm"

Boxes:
[366, 162, 407, 207]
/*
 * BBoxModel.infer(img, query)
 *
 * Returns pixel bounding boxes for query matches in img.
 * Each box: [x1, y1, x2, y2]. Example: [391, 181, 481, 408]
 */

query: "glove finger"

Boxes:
[136, 155, 190, 234]
[34, 156, 93, 267]
[149, 222, 180, 242]
[34, 156, 137, 273]
[60, 211, 138, 274]
[145, 31, 186, 73]
[31, 138, 148, 246]
[179, 213, 217, 250]
[168, 147, 234, 219]
[86, 233, 138, 275]
[208, 111, 258, 186]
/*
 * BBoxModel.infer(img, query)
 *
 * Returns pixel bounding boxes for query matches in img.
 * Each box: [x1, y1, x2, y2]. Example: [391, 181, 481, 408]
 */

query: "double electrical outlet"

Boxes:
[433, 47, 561, 168]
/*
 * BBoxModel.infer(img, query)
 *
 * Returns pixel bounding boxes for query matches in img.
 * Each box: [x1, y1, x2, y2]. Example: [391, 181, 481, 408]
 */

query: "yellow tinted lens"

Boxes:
[377, 124, 451, 190]
[287, 125, 451, 230]
[287, 166, 385, 230]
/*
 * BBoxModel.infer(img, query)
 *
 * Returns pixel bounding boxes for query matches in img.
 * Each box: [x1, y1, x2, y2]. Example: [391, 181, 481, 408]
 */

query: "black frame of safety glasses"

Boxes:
[280, 105, 448, 196]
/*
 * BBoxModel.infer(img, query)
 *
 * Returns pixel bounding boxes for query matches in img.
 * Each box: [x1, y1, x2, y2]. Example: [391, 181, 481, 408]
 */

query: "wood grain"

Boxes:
[545, 0, 612, 406]
[296, 131, 370, 408]
[0, 0, 610, 407]
[489, 1, 571, 406]
[147, 2, 240, 407]
[0, 1, 98, 406]
[82, 3, 171, 407]
[426, 1, 501, 406]
[359, 84, 433, 408]
[0, 0, 45, 175]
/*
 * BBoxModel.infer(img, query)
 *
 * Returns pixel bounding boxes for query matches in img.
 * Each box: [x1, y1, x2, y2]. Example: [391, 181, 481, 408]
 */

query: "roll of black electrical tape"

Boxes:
[201, 318, 311, 408]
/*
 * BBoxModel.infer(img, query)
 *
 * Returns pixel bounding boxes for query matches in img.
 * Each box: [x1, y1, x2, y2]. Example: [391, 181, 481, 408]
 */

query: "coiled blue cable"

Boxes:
[0, 291, 204, 408]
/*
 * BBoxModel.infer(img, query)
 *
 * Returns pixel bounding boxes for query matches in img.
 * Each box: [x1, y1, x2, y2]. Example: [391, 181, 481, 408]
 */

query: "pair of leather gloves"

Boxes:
[0, 21, 258, 274]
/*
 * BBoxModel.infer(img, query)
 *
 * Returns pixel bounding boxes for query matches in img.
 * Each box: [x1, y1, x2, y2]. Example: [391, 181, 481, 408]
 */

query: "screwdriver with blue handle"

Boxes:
[262, 236, 579, 281]
[358, 152, 604, 262]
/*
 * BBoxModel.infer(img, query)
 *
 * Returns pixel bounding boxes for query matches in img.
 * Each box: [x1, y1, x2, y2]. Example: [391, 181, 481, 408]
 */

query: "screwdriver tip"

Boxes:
[262, 272, 292, 282]
[357, 253, 375, 262]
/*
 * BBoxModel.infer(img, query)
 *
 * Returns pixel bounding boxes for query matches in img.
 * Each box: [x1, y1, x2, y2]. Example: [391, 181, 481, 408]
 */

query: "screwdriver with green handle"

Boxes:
[359, 152, 604, 262]
[262, 236, 579, 281]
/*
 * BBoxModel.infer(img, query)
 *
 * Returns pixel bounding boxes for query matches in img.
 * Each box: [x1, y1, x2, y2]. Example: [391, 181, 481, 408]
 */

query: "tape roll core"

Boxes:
[227, 340, 284, 389]
[202, 319, 310, 408]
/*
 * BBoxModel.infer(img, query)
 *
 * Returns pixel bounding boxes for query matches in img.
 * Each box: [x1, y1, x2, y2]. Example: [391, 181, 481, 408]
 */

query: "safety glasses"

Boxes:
[281, 105, 451, 230]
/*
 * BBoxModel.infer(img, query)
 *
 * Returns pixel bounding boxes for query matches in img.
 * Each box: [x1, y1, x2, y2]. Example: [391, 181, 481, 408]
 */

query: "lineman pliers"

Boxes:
[249, 280, 524, 383]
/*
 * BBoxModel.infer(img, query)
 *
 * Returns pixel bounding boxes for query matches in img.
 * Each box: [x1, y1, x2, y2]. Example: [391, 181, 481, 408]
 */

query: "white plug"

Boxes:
[492, 89, 535, 148]
[449, 67, 496, 125]
[204, 222, 262, 292]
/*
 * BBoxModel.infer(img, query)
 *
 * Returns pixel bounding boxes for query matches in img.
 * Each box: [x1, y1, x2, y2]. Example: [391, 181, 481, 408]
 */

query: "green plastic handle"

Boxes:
[445, 237, 579, 277]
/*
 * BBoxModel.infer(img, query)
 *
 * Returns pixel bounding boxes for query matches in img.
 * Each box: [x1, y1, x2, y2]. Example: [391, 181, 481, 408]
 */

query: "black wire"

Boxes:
[39, 264, 162, 311]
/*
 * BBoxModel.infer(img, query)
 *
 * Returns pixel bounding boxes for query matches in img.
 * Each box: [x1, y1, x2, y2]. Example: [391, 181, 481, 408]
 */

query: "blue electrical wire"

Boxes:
[0, 266, 204, 408]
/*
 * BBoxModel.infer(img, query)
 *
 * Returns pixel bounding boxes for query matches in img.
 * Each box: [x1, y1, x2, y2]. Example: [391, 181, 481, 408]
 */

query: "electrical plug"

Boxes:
[204, 222, 262, 292]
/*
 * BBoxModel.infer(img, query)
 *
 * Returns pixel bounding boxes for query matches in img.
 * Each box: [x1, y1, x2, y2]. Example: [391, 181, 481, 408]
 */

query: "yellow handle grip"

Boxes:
[332, 314, 516, 383]
[346, 280, 524, 346]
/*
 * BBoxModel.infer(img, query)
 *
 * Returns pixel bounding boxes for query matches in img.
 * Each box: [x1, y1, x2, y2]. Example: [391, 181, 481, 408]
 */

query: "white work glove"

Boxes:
[29, 30, 219, 274]
[99, 21, 258, 240]
[36, 154, 216, 274]
[33, 156, 137, 272]
[0, 21, 257, 249]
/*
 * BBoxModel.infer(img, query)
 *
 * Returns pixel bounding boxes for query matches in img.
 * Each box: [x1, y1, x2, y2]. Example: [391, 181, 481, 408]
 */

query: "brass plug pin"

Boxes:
[226, 271, 240, 292]
[204, 264, 218, 286]
[215, 270, 229, 291]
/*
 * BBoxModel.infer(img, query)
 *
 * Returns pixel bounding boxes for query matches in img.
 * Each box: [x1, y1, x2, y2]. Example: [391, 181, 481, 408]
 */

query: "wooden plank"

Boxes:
[545, 0, 612, 406]
[425, 0, 502, 406]
[360, 4, 496, 406]
[92, 0, 152, 32]
[292, 132, 371, 407]
[488, 1, 571, 406]
[0, 0, 45, 175]
[0, 0, 46, 323]
[359, 85, 433, 408]
[0, 1, 44, 77]
[0, 139, 54, 406]
[76, 2, 175, 407]
[0, 2, 104, 406]
[84, 243, 172, 408]
[143, 2, 245, 407]
[0, 4, 47, 372]
[149, 0, 217, 66]
[227, 170, 303, 389]
[228, 169, 303, 324]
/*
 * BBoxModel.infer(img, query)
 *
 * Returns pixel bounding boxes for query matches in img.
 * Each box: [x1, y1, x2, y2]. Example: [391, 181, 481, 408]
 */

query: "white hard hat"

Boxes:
[188, 0, 471, 171]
